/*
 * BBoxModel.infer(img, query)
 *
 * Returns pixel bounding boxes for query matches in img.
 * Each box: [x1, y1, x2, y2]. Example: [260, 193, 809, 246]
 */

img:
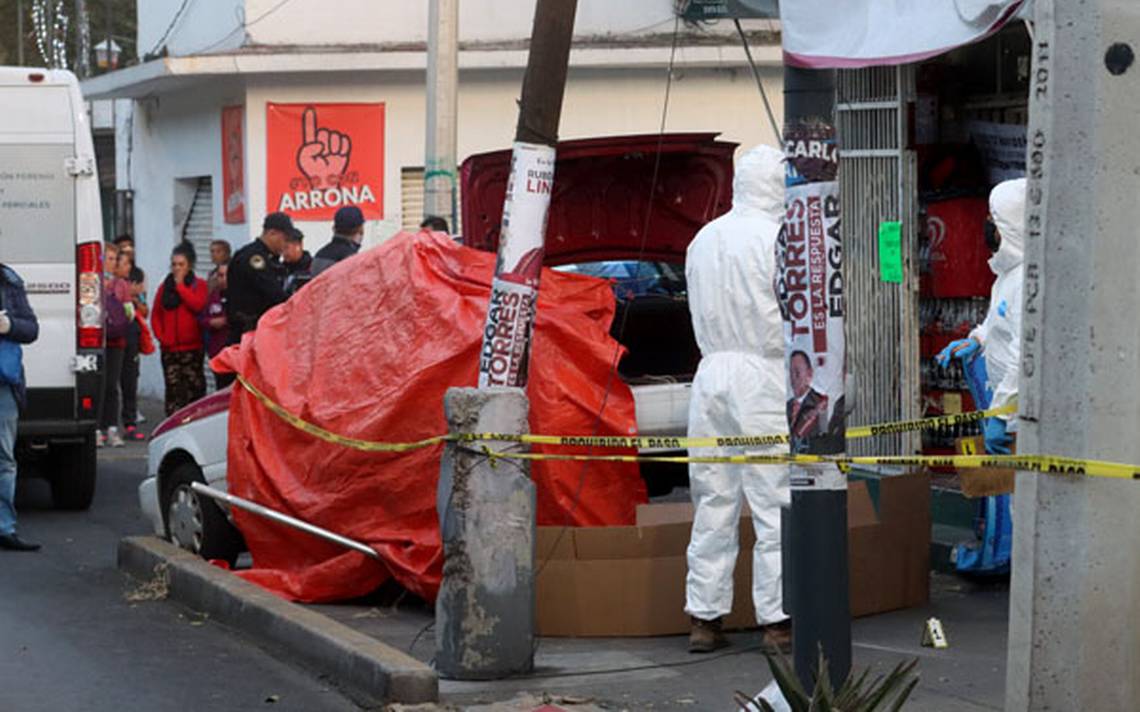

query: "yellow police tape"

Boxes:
[234, 375, 1139, 480]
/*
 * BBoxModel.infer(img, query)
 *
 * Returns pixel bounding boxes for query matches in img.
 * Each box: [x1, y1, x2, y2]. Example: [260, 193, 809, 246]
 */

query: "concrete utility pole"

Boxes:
[1006, 1, 1140, 709]
[425, 0, 458, 232]
[437, 0, 578, 681]
[780, 65, 851, 691]
[74, 0, 90, 78]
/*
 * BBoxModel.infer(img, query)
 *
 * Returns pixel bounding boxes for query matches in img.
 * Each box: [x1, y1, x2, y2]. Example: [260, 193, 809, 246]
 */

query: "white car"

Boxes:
[140, 380, 690, 562]
[140, 134, 735, 561]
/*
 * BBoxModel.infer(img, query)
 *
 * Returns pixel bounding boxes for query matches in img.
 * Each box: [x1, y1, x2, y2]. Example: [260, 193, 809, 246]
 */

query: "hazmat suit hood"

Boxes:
[732, 144, 785, 220]
[988, 177, 1026, 275]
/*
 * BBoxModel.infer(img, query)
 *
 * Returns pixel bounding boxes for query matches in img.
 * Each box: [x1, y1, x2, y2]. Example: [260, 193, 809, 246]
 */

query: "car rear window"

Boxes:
[555, 260, 686, 300]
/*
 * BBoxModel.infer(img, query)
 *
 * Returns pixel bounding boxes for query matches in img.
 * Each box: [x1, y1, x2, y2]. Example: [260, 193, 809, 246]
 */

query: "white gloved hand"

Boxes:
[0, 310, 10, 335]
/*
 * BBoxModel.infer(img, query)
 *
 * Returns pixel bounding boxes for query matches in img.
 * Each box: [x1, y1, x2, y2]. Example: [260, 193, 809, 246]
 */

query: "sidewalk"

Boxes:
[312, 573, 1008, 711]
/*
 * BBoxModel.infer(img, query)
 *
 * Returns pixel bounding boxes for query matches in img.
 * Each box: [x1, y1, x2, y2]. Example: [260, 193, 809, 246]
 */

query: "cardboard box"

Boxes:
[535, 473, 931, 637]
[955, 435, 1016, 497]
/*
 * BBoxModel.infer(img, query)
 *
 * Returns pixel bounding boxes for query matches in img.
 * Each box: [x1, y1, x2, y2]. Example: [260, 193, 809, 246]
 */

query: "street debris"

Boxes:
[124, 562, 170, 602]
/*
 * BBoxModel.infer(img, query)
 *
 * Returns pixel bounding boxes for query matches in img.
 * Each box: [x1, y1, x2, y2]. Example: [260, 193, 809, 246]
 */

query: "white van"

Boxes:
[0, 67, 104, 509]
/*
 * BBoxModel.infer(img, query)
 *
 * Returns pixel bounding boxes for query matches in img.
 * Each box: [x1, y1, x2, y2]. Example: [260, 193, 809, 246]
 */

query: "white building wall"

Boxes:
[244, 63, 782, 246]
[144, 0, 762, 56]
[124, 78, 247, 397]
[138, 0, 245, 58]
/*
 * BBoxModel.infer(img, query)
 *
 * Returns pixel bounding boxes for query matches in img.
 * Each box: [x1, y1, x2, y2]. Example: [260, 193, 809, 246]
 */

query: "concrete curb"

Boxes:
[118, 536, 438, 705]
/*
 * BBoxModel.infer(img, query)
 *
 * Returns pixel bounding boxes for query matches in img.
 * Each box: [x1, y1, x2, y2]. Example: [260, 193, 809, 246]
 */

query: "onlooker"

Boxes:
[312, 205, 364, 277]
[152, 242, 209, 415]
[201, 262, 232, 389]
[120, 258, 149, 441]
[0, 261, 40, 551]
[113, 234, 135, 263]
[281, 230, 312, 296]
[209, 240, 232, 280]
[99, 242, 134, 448]
[226, 212, 291, 345]
[420, 215, 449, 234]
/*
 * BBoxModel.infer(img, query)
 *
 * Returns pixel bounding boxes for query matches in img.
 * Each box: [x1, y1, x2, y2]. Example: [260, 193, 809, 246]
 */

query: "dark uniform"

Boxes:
[226, 238, 286, 344]
[283, 250, 313, 296]
[311, 236, 360, 277]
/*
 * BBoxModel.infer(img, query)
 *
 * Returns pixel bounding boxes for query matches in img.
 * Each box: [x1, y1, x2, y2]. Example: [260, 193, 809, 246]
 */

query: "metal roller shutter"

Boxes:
[182, 177, 214, 277]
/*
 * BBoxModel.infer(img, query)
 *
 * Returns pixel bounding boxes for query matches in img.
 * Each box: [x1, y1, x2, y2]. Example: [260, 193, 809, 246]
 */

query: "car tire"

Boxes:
[49, 434, 97, 511]
[161, 462, 244, 566]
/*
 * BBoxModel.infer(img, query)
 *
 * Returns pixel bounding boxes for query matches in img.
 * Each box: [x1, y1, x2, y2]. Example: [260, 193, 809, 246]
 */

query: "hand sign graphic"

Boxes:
[296, 106, 351, 187]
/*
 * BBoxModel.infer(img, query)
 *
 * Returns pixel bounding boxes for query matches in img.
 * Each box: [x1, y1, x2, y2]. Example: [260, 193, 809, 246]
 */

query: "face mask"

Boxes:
[983, 218, 1000, 254]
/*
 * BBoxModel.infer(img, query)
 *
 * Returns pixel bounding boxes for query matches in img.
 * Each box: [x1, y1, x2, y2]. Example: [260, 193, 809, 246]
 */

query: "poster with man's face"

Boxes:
[777, 123, 846, 474]
[266, 103, 385, 221]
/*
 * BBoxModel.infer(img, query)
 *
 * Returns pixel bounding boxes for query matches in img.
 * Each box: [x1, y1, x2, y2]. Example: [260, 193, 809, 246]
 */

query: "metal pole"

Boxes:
[190, 482, 381, 560]
[780, 64, 850, 691]
[476, 0, 577, 388]
[17, 0, 25, 66]
[1006, 1, 1140, 708]
[425, 0, 459, 232]
[75, 0, 91, 78]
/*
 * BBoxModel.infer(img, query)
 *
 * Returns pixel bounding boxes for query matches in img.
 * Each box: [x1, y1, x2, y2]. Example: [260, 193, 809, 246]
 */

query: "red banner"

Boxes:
[266, 102, 385, 221]
[221, 105, 245, 224]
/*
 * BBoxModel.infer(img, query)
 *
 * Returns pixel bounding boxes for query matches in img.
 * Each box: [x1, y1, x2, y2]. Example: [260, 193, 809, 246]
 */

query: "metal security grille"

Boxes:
[181, 177, 214, 278]
[401, 166, 461, 235]
[836, 65, 920, 457]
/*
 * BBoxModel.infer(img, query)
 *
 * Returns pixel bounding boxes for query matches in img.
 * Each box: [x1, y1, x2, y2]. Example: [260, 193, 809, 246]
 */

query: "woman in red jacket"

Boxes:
[152, 242, 209, 415]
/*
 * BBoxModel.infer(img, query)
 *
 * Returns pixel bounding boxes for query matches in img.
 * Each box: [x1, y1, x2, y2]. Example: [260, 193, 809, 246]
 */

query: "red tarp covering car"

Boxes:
[213, 230, 646, 603]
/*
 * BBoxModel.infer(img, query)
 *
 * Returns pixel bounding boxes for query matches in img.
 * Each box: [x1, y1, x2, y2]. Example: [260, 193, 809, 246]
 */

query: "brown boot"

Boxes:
[760, 619, 792, 654]
[689, 616, 729, 653]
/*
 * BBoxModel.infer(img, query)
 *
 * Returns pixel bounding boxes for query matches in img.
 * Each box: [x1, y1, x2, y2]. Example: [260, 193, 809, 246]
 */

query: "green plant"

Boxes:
[734, 648, 919, 712]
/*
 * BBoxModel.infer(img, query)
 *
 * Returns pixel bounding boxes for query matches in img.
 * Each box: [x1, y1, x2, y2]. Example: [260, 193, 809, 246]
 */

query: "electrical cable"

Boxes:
[733, 18, 782, 140]
[186, 0, 298, 55]
[144, 0, 193, 59]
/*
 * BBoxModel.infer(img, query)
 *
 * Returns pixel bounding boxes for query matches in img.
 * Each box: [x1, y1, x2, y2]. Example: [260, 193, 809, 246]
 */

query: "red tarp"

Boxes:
[213, 231, 646, 603]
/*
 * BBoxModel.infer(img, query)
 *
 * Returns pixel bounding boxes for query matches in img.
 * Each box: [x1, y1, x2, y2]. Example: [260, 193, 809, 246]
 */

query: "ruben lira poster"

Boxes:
[266, 103, 385, 220]
[777, 124, 846, 489]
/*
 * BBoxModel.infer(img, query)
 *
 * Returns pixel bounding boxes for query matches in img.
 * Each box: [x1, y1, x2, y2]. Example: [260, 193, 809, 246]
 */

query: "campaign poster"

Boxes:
[221, 105, 246, 224]
[777, 123, 846, 490]
[266, 103, 385, 221]
[478, 142, 555, 388]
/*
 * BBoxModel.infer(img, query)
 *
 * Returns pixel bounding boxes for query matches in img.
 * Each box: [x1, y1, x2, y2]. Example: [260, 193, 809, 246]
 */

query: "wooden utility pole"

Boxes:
[477, 0, 577, 389]
[425, 0, 458, 231]
[437, 0, 578, 682]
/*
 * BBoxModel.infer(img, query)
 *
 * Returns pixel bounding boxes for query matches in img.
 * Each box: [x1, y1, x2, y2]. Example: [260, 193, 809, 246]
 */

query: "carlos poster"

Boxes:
[266, 102, 385, 220]
[776, 124, 846, 490]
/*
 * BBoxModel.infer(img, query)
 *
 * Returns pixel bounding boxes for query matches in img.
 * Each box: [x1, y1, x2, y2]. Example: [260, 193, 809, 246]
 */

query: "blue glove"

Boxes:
[936, 338, 980, 368]
[983, 417, 1012, 455]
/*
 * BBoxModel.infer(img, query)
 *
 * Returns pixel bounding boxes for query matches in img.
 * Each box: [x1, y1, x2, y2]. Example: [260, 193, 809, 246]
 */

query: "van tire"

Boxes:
[161, 462, 244, 566]
[50, 434, 98, 510]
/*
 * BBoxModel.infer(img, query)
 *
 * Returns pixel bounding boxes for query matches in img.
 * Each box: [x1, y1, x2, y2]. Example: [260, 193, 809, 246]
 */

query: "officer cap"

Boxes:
[334, 205, 365, 233]
[264, 211, 302, 240]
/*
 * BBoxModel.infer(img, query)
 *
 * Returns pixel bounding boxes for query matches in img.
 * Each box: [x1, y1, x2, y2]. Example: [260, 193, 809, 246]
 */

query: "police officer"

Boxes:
[312, 205, 364, 277]
[281, 229, 313, 296]
[226, 212, 294, 344]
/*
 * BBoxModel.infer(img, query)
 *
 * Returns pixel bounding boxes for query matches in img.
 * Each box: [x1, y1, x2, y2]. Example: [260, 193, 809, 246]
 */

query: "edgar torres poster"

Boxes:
[266, 103, 385, 221]
[777, 124, 846, 489]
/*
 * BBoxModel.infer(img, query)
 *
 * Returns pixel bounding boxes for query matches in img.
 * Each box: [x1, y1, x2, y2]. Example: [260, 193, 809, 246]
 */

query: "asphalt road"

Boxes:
[0, 437, 365, 712]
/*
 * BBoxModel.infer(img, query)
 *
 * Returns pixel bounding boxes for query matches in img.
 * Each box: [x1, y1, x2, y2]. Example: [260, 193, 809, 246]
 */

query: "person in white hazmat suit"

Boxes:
[685, 144, 791, 653]
[936, 177, 1025, 453]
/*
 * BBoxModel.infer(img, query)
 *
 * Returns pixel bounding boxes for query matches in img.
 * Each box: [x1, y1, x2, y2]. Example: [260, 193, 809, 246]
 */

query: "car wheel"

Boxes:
[162, 462, 244, 565]
[49, 433, 98, 511]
